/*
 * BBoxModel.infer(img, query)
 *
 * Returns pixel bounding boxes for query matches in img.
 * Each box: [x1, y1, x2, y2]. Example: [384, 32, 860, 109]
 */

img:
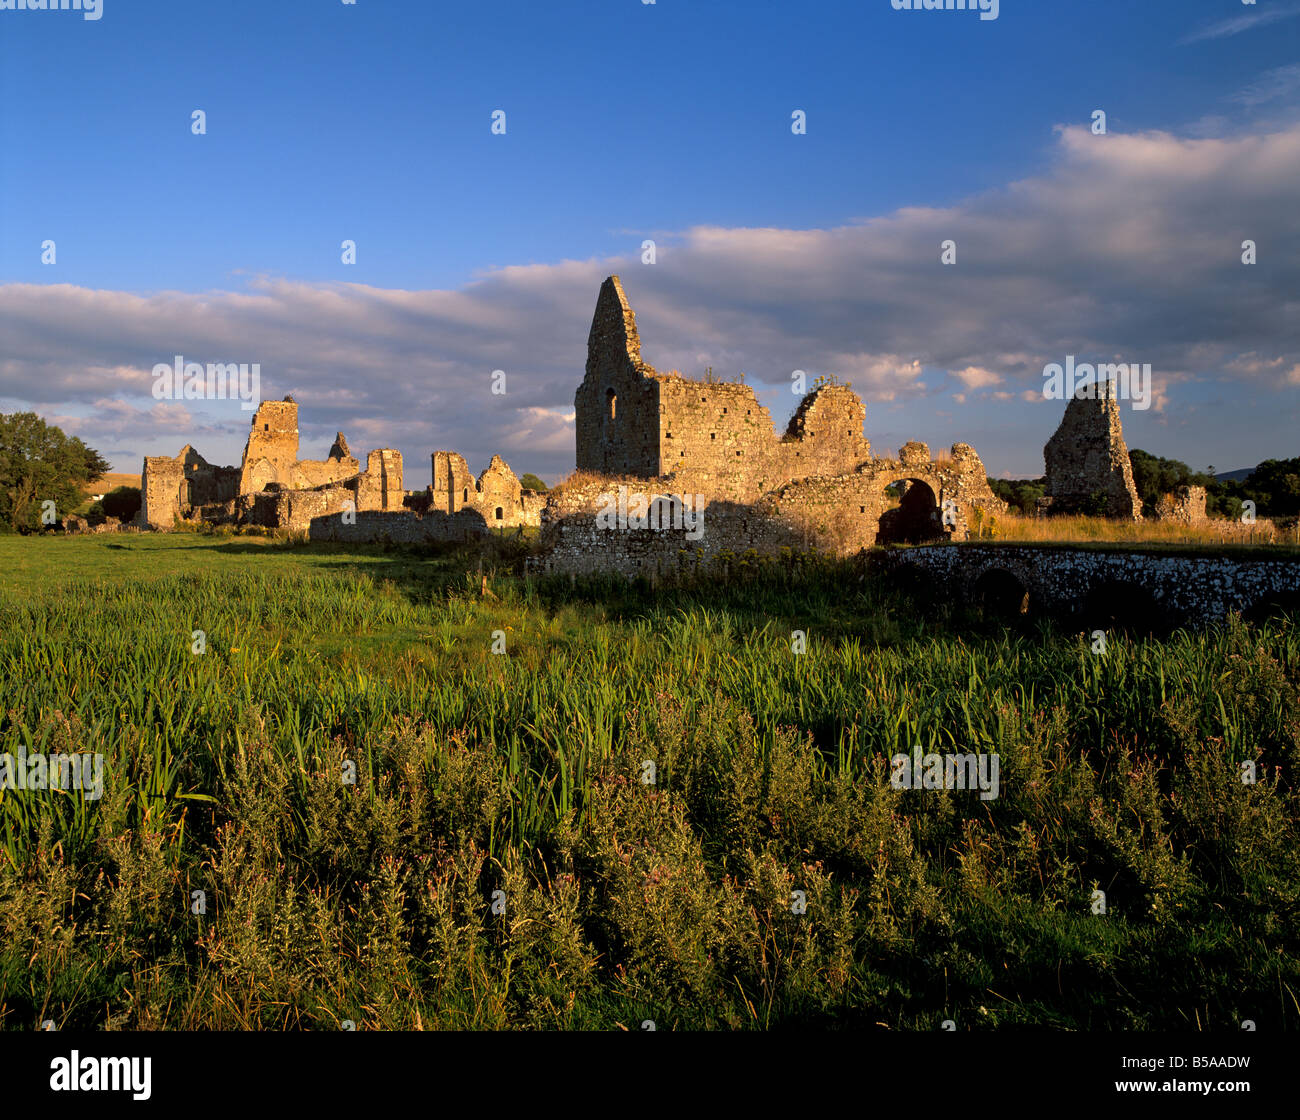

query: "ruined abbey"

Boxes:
[137, 274, 1201, 573]
[138, 397, 543, 540]
[535, 277, 1007, 575]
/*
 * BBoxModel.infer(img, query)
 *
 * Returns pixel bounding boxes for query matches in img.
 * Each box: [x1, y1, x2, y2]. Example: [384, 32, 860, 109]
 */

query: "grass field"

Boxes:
[1, 534, 1297, 1030]
[973, 509, 1300, 547]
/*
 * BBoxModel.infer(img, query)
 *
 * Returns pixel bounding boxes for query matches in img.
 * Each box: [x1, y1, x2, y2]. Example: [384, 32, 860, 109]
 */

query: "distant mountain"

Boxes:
[1214, 468, 1256, 483]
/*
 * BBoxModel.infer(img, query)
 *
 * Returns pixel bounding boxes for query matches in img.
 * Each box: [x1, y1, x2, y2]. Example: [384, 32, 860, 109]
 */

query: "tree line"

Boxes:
[988, 450, 1300, 521]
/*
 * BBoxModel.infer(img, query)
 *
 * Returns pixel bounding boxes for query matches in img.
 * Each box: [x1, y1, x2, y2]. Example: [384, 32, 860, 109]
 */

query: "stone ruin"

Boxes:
[1153, 485, 1208, 526]
[535, 276, 1007, 576]
[137, 395, 542, 541]
[1041, 380, 1142, 520]
[137, 275, 1182, 568]
[1040, 383, 1215, 525]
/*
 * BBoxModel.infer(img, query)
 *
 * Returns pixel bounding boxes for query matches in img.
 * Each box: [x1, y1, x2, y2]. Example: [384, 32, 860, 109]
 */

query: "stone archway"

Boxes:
[1083, 578, 1167, 634]
[244, 458, 277, 494]
[876, 478, 942, 544]
[972, 568, 1031, 619]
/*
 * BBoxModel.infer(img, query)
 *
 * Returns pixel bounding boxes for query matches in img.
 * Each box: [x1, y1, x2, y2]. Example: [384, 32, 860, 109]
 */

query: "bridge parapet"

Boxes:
[874, 544, 1300, 626]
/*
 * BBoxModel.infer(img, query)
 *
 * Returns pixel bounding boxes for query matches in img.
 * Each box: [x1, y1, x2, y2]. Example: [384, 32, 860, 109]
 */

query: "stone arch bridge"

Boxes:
[876, 544, 1300, 627]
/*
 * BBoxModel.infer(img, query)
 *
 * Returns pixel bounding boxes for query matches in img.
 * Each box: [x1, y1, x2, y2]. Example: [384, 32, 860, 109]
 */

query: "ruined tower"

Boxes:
[431, 451, 476, 513]
[1043, 381, 1142, 519]
[574, 276, 662, 476]
[240, 396, 301, 494]
[238, 395, 359, 495]
[573, 276, 872, 496]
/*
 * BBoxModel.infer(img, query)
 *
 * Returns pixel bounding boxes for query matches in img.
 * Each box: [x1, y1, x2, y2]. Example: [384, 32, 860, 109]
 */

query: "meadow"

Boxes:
[0, 533, 1297, 1030]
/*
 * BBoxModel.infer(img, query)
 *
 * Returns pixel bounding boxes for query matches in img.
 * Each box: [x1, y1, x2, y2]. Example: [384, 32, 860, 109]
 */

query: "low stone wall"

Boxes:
[532, 454, 1006, 578]
[876, 544, 1300, 625]
[1153, 486, 1208, 525]
[307, 509, 490, 543]
[533, 499, 809, 577]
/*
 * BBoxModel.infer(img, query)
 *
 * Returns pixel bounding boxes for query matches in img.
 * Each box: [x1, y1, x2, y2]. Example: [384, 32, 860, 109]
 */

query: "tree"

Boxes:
[0, 413, 109, 532]
[100, 486, 142, 523]
[1128, 449, 1222, 516]
[1233, 458, 1300, 518]
[519, 473, 548, 493]
[987, 477, 1046, 514]
[1127, 449, 1300, 520]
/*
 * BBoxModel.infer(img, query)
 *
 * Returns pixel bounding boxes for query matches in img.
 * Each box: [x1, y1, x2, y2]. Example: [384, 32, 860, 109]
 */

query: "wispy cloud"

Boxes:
[1180, 3, 1300, 45]
[1230, 63, 1300, 107]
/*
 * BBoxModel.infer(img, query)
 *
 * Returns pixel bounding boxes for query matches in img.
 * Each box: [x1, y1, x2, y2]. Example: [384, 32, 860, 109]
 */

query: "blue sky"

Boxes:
[1, 0, 1298, 482]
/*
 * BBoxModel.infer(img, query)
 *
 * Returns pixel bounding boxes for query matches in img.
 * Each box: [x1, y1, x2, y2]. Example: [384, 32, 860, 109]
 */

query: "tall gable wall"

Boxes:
[432, 451, 476, 513]
[240, 398, 301, 494]
[575, 276, 663, 476]
[575, 277, 876, 501]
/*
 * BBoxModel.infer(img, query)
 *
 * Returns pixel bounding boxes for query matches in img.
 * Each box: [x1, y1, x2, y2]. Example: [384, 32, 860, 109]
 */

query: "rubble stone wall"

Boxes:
[877, 544, 1300, 627]
[1153, 485, 1208, 525]
[1043, 383, 1142, 519]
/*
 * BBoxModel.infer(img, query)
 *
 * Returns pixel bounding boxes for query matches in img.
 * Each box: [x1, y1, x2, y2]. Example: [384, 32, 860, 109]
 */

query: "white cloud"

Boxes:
[951, 366, 1002, 390]
[2, 123, 1299, 477]
[1180, 4, 1300, 45]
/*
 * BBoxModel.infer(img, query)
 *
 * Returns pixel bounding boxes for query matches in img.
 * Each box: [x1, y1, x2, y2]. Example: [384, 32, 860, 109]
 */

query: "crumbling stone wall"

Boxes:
[535, 443, 1004, 576]
[1043, 383, 1142, 520]
[544, 277, 1005, 576]
[771, 442, 1000, 552]
[238, 397, 358, 495]
[239, 398, 302, 494]
[139, 455, 185, 529]
[574, 277, 874, 500]
[357, 449, 405, 512]
[1153, 485, 1207, 525]
[291, 431, 359, 490]
[244, 484, 356, 531]
[878, 544, 1300, 627]
[429, 451, 541, 529]
[575, 276, 662, 476]
[533, 475, 803, 578]
[431, 451, 476, 513]
[139, 445, 239, 529]
[308, 509, 490, 544]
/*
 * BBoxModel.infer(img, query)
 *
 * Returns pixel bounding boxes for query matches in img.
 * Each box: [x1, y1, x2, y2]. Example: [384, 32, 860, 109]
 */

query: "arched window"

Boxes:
[606, 387, 617, 423]
[494, 507, 504, 520]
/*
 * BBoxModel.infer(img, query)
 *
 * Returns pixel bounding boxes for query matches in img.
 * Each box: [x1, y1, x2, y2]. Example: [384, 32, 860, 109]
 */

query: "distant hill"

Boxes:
[81, 473, 141, 501]
[1214, 468, 1256, 483]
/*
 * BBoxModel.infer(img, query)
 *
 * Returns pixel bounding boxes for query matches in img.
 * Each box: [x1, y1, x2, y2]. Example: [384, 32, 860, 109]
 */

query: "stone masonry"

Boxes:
[537, 276, 1006, 576]
[137, 395, 540, 538]
[1042, 380, 1142, 520]
[139, 445, 240, 529]
[136, 275, 1156, 564]
[1153, 485, 1208, 526]
[877, 544, 1300, 628]
[576, 276, 875, 501]
[428, 451, 545, 529]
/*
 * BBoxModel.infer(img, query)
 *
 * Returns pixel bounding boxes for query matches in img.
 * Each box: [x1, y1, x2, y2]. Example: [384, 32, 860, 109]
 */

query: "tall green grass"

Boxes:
[0, 536, 1296, 1029]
